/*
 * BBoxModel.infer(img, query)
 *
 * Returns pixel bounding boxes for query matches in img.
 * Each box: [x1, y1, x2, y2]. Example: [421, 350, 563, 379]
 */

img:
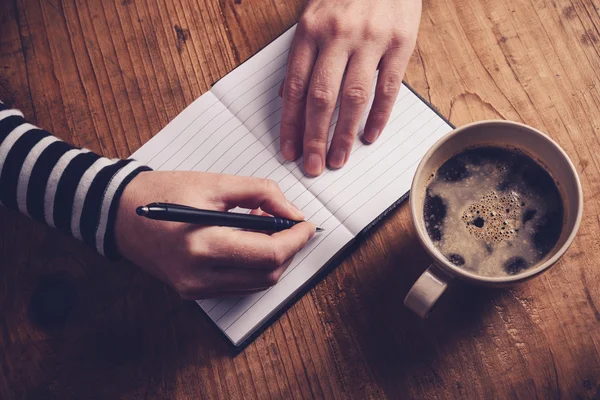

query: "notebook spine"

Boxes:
[358, 191, 411, 238]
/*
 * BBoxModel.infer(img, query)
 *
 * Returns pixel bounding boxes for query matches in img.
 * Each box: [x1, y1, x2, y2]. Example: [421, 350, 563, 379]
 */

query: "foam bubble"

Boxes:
[461, 190, 522, 242]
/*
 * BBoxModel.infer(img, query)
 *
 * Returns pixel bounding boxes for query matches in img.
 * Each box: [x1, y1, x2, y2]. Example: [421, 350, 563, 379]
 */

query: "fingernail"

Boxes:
[365, 129, 380, 143]
[281, 140, 296, 160]
[306, 153, 323, 175]
[328, 148, 346, 169]
[287, 201, 305, 218]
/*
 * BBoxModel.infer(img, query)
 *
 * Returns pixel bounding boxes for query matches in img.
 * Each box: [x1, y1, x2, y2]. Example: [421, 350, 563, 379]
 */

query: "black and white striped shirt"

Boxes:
[0, 101, 151, 260]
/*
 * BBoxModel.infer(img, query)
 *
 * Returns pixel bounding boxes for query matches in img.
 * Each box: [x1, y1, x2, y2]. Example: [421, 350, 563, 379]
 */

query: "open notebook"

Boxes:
[131, 25, 453, 347]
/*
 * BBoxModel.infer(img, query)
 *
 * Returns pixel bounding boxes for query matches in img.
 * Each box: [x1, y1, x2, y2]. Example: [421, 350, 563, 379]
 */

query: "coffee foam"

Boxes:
[461, 190, 522, 242]
[423, 146, 564, 277]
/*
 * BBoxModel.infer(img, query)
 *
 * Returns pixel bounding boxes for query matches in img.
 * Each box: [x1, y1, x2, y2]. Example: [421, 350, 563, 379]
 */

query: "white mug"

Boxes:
[404, 120, 583, 318]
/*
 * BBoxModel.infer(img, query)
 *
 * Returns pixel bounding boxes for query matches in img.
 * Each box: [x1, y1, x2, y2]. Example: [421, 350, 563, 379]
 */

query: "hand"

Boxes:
[280, 0, 422, 175]
[114, 171, 316, 299]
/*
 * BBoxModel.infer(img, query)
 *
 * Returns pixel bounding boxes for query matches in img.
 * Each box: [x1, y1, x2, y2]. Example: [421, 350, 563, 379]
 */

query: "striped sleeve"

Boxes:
[0, 101, 152, 260]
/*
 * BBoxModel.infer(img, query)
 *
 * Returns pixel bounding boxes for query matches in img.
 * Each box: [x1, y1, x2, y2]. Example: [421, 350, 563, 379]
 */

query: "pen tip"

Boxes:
[136, 206, 149, 216]
[316, 227, 325, 232]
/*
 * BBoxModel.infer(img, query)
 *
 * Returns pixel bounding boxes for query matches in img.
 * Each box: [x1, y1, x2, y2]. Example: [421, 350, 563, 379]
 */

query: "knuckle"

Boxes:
[266, 269, 284, 286]
[280, 118, 300, 136]
[213, 173, 230, 196]
[370, 107, 389, 119]
[343, 85, 370, 107]
[379, 73, 401, 100]
[175, 279, 201, 300]
[261, 178, 281, 196]
[284, 74, 308, 102]
[268, 245, 287, 269]
[297, 14, 319, 38]
[390, 28, 415, 49]
[336, 130, 356, 147]
[328, 15, 351, 37]
[368, 107, 390, 127]
[183, 235, 196, 253]
[308, 86, 335, 110]
[304, 136, 328, 153]
[362, 23, 384, 41]
[184, 235, 206, 258]
[300, 12, 355, 39]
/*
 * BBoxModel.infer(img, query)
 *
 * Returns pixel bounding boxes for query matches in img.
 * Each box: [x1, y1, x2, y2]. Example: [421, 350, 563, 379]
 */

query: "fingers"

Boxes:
[249, 208, 273, 234]
[215, 175, 304, 220]
[249, 208, 271, 217]
[280, 34, 318, 161]
[211, 264, 291, 293]
[209, 221, 316, 269]
[303, 47, 349, 176]
[178, 222, 316, 300]
[178, 264, 291, 300]
[328, 51, 379, 169]
[363, 47, 409, 143]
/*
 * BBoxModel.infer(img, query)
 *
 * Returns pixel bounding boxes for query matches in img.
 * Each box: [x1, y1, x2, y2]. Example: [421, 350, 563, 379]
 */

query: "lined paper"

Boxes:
[131, 25, 452, 346]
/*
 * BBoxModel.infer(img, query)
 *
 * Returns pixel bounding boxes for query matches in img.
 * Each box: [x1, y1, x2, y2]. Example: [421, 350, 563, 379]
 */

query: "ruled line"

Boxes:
[284, 96, 419, 201]
[144, 48, 290, 164]
[133, 26, 453, 344]
[168, 79, 283, 170]
[235, 83, 384, 185]
[292, 107, 429, 208]
[153, 59, 288, 169]
[221, 121, 447, 333]
[218, 113, 445, 332]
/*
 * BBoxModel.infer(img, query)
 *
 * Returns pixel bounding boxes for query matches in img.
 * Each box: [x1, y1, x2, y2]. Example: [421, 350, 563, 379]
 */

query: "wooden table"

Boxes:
[1, 0, 599, 398]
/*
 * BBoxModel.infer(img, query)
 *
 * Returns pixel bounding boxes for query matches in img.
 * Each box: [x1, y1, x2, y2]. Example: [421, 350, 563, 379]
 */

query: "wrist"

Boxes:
[104, 166, 152, 261]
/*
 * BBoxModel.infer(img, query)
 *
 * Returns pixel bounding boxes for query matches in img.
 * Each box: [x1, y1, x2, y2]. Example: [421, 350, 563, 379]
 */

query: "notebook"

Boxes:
[130, 24, 453, 347]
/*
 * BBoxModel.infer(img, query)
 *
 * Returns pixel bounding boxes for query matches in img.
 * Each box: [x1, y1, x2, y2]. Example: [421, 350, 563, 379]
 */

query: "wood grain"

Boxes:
[1, 0, 600, 398]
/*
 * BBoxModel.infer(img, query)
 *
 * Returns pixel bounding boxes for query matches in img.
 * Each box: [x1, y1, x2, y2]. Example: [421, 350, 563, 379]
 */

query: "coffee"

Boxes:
[422, 146, 564, 277]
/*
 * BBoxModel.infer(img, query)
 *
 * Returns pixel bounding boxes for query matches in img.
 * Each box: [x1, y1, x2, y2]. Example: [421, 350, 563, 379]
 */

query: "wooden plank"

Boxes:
[0, 0, 599, 398]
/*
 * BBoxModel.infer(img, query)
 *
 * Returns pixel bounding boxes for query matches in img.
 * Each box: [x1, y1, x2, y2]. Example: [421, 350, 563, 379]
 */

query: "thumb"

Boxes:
[217, 175, 305, 220]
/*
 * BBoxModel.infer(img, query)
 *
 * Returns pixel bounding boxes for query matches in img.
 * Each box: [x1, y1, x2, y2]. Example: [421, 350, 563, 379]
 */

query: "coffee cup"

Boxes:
[404, 120, 583, 318]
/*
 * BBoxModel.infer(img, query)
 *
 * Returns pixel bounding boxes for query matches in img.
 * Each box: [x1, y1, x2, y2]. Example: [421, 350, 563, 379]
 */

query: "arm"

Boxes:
[0, 100, 150, 259]
[0, 101, 315, 299]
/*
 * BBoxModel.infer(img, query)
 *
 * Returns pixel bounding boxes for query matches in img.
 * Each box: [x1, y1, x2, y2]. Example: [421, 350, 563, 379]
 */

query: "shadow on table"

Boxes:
[331, 220, 505, 396]
[15, 251, 230, 399]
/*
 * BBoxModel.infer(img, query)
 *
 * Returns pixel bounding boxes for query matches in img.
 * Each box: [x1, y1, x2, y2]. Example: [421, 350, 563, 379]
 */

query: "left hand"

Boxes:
[279, 0, 422, 175]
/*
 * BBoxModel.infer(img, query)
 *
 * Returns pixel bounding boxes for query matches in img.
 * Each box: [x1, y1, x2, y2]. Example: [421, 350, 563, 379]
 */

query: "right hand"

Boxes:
[114, 171, 316, 299]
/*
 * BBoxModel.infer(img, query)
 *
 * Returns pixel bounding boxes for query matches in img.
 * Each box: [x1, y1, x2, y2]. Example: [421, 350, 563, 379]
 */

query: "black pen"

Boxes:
[136, 202, 324, 232]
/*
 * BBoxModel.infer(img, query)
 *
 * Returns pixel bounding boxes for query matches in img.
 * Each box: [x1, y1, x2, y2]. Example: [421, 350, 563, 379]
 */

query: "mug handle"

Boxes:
[404, 264, 451, 318]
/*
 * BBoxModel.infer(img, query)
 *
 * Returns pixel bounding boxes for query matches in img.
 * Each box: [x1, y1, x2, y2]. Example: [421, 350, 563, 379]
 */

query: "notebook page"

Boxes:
[306, 88, 453, 236]
[207, 25, 373, 215]
[210, 26, 368, 200]
[129, 26, 355, 346]
[207, 25, 453, 238]
[130, 91, 222, 169]
[131, 24, 452, 346]
[131, 99, 354, 347]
